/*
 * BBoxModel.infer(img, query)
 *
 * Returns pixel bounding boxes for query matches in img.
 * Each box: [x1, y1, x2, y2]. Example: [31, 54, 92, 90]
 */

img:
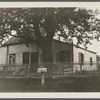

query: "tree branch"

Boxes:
[33, 18, 44, 45]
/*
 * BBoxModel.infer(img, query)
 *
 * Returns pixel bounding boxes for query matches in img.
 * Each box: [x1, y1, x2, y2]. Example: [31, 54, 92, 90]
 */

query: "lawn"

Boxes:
[0, 76, 100, 92]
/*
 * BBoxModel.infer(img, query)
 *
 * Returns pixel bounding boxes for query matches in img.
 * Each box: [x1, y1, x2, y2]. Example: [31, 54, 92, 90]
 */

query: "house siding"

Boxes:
[9, 44, 38, 65]
[0, 46, 7, 71]
[73, 45, 97, 73]
[0, 47, 7, 65]
[16, 53, 22, 65]
[0, 44, 42, 71]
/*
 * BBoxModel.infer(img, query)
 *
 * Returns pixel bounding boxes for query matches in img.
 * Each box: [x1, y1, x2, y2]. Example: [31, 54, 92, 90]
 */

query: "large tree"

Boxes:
[0, 8, 99, 65]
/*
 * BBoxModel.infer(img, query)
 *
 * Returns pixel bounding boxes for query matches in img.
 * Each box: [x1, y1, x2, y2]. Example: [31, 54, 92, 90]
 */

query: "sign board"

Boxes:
[37, 67, 47, 73]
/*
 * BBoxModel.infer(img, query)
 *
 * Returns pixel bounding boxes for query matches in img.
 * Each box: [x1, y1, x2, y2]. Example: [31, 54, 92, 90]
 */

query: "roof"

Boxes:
[74, 45, 96, 54]
[3, 37, 22, 46]
[3, 37, 97, 54]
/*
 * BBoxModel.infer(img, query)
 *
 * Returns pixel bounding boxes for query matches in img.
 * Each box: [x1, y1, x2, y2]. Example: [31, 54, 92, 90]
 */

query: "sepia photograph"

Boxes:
[0, 2, 100, 98]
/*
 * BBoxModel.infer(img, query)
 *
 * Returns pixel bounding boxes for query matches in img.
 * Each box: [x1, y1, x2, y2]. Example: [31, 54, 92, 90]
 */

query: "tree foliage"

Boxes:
[0, 8, 99, 48]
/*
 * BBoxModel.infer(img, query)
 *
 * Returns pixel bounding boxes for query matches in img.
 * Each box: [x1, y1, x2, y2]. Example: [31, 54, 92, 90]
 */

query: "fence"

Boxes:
[0, 62, 100, 76]
[0, 61, 98, 77]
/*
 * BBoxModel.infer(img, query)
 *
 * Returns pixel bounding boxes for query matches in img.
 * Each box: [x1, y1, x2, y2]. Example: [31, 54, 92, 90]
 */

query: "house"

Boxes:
[0, 37, 97, 75]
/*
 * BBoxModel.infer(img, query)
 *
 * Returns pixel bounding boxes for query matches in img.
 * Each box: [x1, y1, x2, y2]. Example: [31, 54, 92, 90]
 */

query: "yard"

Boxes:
[0, 75, 100, 92]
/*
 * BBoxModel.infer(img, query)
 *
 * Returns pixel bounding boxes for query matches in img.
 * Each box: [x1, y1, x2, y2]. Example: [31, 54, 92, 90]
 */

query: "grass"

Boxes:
[0, 76, 100, 92]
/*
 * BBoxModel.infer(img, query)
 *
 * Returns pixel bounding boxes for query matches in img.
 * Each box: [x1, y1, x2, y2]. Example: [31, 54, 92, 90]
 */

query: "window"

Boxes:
[23, 52, 29, 64]
[9, 54, 16, 64]
[79, 53, 84, 65]
[31, 52, 38, 63]
[56, 51, 70, 63]
[90, 57, 93, 66]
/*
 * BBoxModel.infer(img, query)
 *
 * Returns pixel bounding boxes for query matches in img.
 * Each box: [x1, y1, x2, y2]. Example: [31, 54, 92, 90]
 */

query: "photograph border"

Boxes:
[0, 1, 99, 99]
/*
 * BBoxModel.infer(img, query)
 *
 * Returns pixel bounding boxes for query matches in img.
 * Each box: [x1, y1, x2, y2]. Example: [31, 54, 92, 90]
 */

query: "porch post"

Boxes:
[37, 45, 41, 66]
[29, 52, 31, 66]
[6, 45, 9, 71]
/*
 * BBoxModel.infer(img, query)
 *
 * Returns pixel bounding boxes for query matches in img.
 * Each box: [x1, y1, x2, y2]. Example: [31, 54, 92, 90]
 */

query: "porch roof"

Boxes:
[3, 37, 22, 46]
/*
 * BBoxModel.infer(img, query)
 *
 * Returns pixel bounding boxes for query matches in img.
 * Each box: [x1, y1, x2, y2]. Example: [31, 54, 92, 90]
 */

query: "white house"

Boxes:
[0, 37, 97, 75]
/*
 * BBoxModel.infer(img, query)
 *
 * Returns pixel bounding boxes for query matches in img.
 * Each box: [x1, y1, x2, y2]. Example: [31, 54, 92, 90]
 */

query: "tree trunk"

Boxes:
[40, 40, 53, 74]
[41, 42, 53, 63]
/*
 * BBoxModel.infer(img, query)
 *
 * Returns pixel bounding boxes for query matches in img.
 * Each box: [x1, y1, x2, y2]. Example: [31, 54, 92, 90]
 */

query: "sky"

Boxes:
[87, 40, 100, 55]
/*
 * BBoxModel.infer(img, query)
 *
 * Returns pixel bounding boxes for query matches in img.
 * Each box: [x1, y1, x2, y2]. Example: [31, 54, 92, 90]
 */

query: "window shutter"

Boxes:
[78, 53, 81, 64]
[81, 53, 84, 65]
[78, 53, 84, 65]
[90, 57, 93, 66]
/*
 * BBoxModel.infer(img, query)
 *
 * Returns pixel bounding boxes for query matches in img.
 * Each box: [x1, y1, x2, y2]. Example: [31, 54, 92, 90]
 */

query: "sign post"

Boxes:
[41, 71, 45, 85]
[37, 67, 47, 85]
